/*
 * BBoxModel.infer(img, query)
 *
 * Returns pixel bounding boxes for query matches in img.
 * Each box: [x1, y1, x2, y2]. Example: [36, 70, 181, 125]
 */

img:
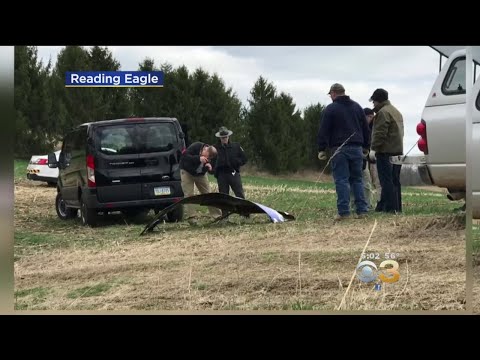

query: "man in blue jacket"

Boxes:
[317, 83, 371, 221]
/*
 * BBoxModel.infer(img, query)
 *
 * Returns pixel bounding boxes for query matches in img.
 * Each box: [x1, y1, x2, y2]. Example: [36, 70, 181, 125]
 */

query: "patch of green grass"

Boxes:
[400, 202, 460, 216]
[217, 174, 458, 220]
[191, 280, 208, 291]
[15, 287, 50, 298]
[15, 231, 62, 246]
[473, 225, 480, 254]
[287, 301, 315, 310]
[66, 282, 113, 299]
[14, 159, 29, 182]
[14, 287, 51, 310]
[242, 175, 336, 190]
[14, 227, 134, 252]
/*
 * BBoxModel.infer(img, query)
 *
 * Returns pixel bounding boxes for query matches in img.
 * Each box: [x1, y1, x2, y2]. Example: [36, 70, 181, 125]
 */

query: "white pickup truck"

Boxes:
[473, 75, 480, 218]
[392, 46, 480, 218]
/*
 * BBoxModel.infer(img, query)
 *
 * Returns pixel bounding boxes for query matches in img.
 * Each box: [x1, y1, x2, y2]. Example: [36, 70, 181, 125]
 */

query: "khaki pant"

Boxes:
[180, 170, 222, 219]
[350, 166, 376, 210]
[369, 162, 382, 202]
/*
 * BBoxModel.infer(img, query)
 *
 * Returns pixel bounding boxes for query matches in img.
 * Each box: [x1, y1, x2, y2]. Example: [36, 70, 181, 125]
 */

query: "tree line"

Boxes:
[14, 46, 329, 174]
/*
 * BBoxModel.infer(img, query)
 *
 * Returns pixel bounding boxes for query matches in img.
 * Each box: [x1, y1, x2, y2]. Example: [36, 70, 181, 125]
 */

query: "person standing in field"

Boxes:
[317, 83, 370, 221]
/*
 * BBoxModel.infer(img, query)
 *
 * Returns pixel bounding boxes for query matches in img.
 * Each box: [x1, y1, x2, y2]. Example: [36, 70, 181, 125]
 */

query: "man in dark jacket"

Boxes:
[212, 126, 247, 199]
[368, 88, 404, 214]
[317, 83, 371, 221]
[179, 142, 222, 223]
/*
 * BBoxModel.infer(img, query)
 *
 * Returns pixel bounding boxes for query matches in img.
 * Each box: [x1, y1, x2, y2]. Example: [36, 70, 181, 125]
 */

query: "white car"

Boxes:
[26, 150, 61, 186]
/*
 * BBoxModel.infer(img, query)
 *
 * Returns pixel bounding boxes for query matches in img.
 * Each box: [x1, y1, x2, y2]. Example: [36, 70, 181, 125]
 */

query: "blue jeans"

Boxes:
[331, 145, 368, 216]
[375, 154, 402, 213]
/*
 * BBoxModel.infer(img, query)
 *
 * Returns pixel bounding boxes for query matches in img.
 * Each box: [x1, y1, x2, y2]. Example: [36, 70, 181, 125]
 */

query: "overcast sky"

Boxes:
[37, 46, 442, 155]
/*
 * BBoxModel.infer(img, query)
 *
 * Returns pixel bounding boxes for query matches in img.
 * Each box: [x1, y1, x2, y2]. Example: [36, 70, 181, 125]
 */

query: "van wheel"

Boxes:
[80, 199, 97, 227]
[167, 204, 184, 223]
[56, 193, 78, 220]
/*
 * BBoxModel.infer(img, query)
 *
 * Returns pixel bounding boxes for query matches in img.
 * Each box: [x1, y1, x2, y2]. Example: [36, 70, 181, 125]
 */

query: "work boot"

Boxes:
[334, 214, 350, 222]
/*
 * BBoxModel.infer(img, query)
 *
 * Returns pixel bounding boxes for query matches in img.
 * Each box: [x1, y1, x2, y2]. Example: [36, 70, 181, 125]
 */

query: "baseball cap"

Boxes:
[369, 88, 388, 102]
[327, 83, 345, 94]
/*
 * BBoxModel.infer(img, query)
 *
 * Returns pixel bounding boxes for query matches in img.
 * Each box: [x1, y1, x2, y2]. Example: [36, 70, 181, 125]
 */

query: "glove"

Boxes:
[318, 151, 327, 161]
[362, 148, 369, 159]
[368, 150, 376, 162]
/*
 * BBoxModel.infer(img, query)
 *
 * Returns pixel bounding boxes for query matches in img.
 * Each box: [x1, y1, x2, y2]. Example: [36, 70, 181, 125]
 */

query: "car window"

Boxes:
[71, 127, 86, 160]
[476, 89, 480, 111]
[97, 125, 137, 155]
[62, 133, 73, 164]
[138, 123, 178, 153]
[442, 57, 466, 95]
[73, 127, 86, 149]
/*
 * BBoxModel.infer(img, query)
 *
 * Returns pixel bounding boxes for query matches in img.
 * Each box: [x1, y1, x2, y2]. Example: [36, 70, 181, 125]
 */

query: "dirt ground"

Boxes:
[14, 181, 466, 312]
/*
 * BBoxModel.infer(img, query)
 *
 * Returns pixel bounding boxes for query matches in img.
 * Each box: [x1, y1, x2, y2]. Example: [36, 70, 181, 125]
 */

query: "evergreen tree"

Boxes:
[303, 103, 327, 170]
[14, 46, 53, 156]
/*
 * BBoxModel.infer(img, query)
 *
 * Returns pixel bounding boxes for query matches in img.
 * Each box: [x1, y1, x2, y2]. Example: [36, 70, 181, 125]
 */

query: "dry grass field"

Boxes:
[14, 159, 466, 311]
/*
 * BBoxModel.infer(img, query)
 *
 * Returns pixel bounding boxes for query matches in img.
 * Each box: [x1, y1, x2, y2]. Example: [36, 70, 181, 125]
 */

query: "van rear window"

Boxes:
[96, 122, 179, 155]
[97, 125, 137, 155]
[137, 123, 179, 153]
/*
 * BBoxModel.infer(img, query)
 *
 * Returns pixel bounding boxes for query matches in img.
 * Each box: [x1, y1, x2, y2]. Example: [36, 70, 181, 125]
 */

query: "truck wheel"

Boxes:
[80, 199, 97, 227]
[166, 204, 184, 223]
[55, 192, 78, 220]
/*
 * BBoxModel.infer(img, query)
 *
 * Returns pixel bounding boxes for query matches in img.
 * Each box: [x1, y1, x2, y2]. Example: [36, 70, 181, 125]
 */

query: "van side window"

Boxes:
[476, 89, 480, 111]
[71, 127, 86, 160]
[62, 134, 73, 164]
[442, 57, 466, 95]
[73, 127, 86, 149]
[98, 126, 136, 155]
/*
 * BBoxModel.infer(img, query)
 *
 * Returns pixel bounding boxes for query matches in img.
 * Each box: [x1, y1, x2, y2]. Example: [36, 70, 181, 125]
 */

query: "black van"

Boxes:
[48, 117, 186, 226]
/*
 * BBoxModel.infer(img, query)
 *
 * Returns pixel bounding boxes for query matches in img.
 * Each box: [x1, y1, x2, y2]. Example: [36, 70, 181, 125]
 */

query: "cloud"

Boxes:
[36, 45, 441, 155]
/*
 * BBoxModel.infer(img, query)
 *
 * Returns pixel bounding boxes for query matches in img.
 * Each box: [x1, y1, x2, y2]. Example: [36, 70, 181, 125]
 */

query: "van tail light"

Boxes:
[86, 155, 96, 187]
[181, 147, 186, 155]
[416, 119, 428, 154]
